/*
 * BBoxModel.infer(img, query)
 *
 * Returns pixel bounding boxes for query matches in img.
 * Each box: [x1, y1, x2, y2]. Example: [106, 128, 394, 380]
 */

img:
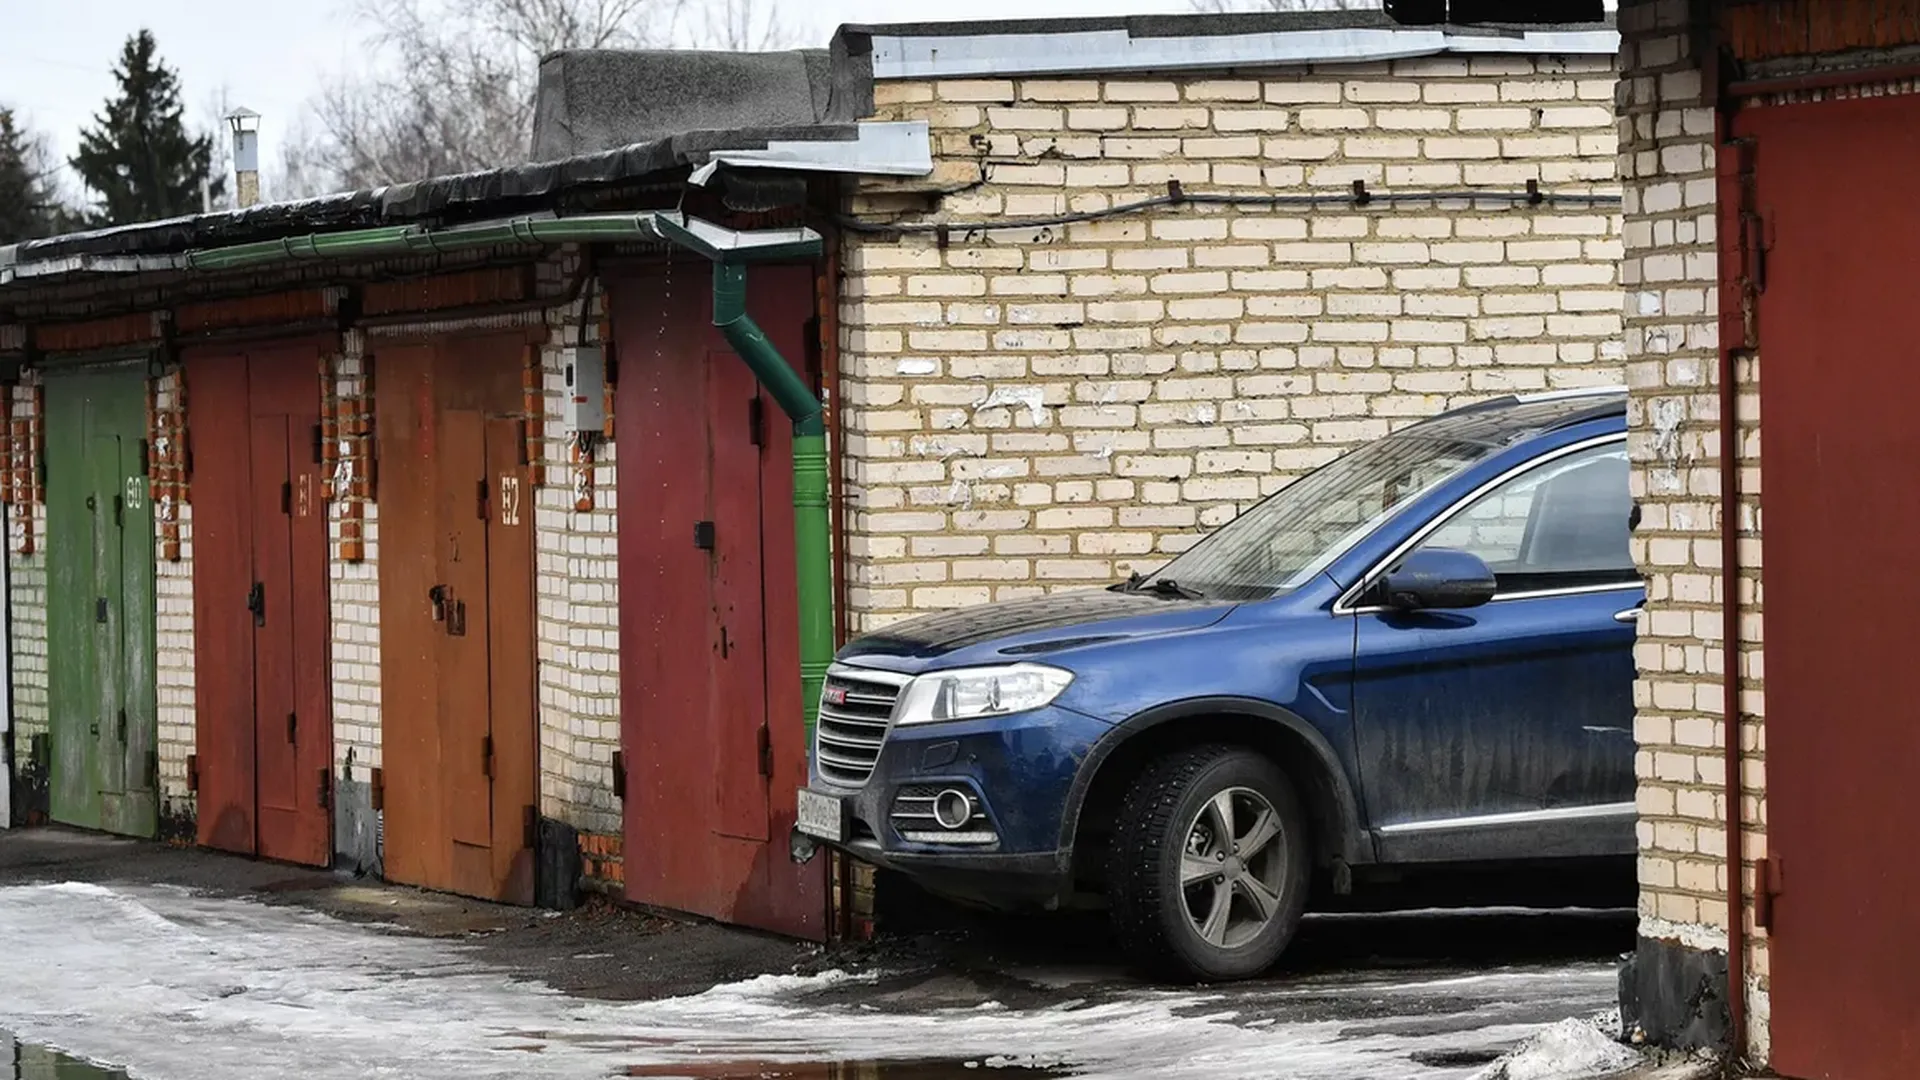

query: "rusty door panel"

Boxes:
[613, 261, 826, 940]
[186, 345, 332, 867]
[1742, 94, 1920, 1080]
[710, 349, 771, 843]
[744, 264, 821, 939]
[484, 413, 536, 905]
[441, 408, 494, 856]
[276, 353, 334, 869]
[187, 352, 257, 854]
[377, 334, 535, 903]
[250, 417, 299, 818]
[619, 268, 719, 917]
[375, 344, 447, 891]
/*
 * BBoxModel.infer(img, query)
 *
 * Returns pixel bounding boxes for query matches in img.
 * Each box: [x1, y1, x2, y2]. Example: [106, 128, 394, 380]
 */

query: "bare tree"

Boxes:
[281, 0, 807, 199]
[1191, 0, 1378, 10]
[676, 0, 797, 51]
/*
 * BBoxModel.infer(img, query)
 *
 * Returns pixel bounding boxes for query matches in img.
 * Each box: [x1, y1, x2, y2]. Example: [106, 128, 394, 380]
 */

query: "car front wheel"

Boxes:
[1106, 745, 1309, 981]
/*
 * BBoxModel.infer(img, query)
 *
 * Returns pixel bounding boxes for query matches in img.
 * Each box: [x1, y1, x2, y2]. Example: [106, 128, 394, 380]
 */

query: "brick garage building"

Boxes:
[0, 45, 901, 940]
[1403, 0, 1920, 1076]
[4, 12, 1641, 942]
[835, 13, 1626, 630]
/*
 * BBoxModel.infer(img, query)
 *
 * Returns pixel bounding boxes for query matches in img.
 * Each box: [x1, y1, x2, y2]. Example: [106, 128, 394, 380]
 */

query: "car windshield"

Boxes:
[1137, 432, 1503, 601]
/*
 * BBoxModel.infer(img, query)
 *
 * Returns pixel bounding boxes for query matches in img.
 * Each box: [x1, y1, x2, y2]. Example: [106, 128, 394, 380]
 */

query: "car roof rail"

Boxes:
[1516, 385, 1627, 403]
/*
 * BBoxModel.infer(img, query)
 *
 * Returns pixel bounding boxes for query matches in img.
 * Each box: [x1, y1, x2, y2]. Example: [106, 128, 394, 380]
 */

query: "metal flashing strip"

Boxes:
[868, 27, 1619, 80]
[1376, 801, 1636, 836]
[689, 121, 933, 185]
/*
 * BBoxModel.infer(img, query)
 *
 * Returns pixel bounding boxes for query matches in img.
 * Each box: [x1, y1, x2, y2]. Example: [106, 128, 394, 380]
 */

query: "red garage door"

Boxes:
[1742, 91, 1920, 1079]
[610, 260, 826, 941]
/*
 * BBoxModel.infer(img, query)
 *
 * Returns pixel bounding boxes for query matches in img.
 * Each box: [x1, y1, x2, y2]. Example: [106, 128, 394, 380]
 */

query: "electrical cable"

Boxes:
[834, 181, 1622, 238]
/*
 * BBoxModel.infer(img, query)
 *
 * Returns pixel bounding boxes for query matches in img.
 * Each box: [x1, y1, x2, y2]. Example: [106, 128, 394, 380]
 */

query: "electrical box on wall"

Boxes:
[562, 345, 606, 434]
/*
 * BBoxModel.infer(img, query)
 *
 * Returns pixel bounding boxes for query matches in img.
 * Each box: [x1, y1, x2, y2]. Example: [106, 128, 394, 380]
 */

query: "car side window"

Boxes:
[1414, 441, 1635, 594]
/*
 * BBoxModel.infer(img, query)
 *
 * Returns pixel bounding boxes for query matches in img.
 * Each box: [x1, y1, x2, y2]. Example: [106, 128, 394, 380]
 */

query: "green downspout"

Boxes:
[710, 262, 833, 745]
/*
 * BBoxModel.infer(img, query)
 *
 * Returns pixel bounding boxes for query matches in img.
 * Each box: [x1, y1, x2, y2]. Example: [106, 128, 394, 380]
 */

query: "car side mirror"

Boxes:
[1379, 548, 1497, 611]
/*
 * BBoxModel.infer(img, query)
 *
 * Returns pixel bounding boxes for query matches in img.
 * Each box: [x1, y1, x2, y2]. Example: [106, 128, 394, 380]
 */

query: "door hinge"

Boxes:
[756, 723, 772, 778]
[516, 420, 531, 466]
[747, 396, 764, 447]
[1755, 856, 1783, 932]
[286, 712, 298, 745]
[281, 480, 293, 515]
[477, 477, 489, 522]
[317, 767, 332, 810]
[113, 493, 124, 528]
[370, 767, 385, 811]
[186, 753, 199, 792]
[612, 750, 626, 799]
[311, 423, 324, 465]
[523, 805, 539, 850]
[482, 735, 495, 780]
[146, 750, 158, 791]
[137, 438, 150, 475]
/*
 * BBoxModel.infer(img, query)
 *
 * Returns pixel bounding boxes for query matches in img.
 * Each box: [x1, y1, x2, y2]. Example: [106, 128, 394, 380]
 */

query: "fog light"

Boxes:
[933, 788, 974, 830]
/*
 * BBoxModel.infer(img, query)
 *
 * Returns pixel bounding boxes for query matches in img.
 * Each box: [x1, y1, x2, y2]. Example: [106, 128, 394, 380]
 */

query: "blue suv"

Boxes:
[796, 389, 1640, 980]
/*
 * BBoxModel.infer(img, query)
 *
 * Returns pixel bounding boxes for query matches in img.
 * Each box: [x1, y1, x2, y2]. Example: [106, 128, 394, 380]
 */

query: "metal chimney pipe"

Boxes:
[225, 107, 262, 209]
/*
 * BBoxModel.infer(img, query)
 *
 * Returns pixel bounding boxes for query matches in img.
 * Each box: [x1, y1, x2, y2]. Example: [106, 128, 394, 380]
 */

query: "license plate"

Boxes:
[796, 788, 847, 843]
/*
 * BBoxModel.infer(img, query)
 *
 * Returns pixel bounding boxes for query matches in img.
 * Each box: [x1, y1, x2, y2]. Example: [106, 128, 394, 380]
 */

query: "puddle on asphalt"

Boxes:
[3, 1032, 129, 1079]
[625, 1060, 1074, 1078]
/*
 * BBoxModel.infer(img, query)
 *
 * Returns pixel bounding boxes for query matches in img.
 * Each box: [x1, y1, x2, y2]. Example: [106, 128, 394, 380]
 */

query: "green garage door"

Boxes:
[45, 364, 157, 837]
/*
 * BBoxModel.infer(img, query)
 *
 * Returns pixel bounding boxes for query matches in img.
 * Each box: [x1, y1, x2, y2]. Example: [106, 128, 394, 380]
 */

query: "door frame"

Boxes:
[184, 337, 335, 866]
[42, 358, 159, 839]
[372, 326, 540, 903]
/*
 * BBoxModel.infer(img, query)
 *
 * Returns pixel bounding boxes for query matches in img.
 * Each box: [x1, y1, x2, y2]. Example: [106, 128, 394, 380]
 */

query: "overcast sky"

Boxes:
[2, 0, 1196, 198]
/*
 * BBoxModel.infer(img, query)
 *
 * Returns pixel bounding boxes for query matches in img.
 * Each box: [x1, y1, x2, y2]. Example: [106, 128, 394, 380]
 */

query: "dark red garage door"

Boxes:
[1742, 90, 1920, 1079]
[610, 260, 826, 941]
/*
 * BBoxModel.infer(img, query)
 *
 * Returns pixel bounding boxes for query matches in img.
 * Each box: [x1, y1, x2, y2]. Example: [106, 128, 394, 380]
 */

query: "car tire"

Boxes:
[1107, 744, 1310, 982]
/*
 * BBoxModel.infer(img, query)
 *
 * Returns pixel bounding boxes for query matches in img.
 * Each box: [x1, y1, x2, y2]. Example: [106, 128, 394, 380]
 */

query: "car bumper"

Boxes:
[802, 702, 1113, 902]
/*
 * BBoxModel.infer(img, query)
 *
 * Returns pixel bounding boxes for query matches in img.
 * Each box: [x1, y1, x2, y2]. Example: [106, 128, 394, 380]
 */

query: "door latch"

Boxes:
[693, 520, 715, 550]
[429, 585, 448, 622]
[247, 582, 265, 627]
[95, 597, 109, 624]
[448, 599, 467, 637]
[756, 723, 772, 778]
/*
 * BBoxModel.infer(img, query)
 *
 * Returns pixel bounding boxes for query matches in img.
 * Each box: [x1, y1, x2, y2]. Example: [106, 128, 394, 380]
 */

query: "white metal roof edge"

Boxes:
[688, 121, 934, 185]
[868, 27, 1619, 81]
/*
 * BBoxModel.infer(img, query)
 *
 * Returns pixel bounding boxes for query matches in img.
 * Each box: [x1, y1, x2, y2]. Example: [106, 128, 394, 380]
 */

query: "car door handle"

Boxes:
[1613, 606, 1643, 623]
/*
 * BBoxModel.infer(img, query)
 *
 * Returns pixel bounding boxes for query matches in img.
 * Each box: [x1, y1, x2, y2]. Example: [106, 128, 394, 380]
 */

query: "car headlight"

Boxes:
[893, 664, 1074, 725]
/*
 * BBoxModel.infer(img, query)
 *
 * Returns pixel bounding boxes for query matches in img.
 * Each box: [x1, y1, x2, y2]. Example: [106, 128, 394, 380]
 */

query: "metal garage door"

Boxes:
[1741, 89, 1920, 1080]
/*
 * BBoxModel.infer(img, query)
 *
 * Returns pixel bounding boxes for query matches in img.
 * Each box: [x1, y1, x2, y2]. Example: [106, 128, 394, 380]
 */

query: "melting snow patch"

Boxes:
[1471, 1018, 1643, 1080]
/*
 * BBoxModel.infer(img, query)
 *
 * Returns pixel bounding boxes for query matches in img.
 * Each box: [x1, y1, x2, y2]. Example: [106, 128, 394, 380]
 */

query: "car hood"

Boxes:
[835, 588, 1238, 675]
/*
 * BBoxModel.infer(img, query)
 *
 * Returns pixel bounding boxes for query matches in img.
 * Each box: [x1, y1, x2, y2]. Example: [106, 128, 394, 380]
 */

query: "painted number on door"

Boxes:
[295, 474, 315, 518]
[499, 474, 522, 527]
[124, 476, 146, 513]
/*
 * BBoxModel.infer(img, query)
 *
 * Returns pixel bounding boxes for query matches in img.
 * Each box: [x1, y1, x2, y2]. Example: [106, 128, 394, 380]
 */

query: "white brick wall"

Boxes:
[154, 369, 195, 810]
[1617, 0, 1766, 1059]
[843, 55, 1625, 631]
[535, 281, 621, 839]
[330, 347, 383, 782]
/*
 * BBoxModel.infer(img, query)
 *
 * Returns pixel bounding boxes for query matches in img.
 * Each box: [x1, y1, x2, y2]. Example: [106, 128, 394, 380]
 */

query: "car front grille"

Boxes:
[815, 667, 908, 787]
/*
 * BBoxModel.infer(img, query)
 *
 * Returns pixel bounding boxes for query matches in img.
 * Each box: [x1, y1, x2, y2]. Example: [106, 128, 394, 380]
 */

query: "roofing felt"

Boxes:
[2, 45, 876, 274]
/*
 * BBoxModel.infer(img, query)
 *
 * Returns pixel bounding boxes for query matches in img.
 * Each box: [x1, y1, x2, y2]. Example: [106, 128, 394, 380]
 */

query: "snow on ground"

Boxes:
[1471, 1019, 1643, 1080]
[0, 882, 1624, 1080]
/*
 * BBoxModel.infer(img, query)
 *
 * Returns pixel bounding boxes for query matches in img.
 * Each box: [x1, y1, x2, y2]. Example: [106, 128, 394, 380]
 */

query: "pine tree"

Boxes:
[0, 108, 63, 243]
[69, 30, 223, 228]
